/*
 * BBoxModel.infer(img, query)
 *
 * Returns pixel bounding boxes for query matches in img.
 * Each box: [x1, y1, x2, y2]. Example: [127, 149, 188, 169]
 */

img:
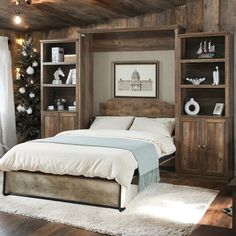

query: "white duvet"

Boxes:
[0, 130, 175, 188]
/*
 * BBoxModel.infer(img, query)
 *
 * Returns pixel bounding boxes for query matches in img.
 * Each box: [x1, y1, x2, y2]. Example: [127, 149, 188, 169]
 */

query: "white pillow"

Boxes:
[129, 117, 175, 137]
[89, 116, 134, 130]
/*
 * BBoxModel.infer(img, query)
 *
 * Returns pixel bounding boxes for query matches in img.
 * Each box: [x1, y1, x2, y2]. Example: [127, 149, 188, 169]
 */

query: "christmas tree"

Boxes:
[15, 37, 40, 142]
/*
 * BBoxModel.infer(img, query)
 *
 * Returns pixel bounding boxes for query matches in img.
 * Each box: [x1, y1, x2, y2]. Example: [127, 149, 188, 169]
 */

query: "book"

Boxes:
[71, 69, 76, 84]
[66, 69, 72, 84]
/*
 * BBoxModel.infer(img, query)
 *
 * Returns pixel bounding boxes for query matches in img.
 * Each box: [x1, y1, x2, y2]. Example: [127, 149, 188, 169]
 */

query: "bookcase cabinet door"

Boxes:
[59, 113, 77, 132]
[42, 113, 58, 138]
[203, 119, 227, 176]
[179, 119, 202, 174]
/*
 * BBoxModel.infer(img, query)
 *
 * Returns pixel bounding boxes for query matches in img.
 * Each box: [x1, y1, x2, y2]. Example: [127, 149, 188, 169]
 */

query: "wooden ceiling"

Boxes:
[0, 0, 186, 31]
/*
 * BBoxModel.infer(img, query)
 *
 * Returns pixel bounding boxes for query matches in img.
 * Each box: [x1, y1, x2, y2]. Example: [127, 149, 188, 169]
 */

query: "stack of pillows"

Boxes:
[89, 116, 175, 137]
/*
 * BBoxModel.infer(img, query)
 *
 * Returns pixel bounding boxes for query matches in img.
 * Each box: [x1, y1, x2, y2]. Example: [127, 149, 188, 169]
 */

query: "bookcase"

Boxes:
[175, 32, 234, 181]
[40, 37, 92, 138]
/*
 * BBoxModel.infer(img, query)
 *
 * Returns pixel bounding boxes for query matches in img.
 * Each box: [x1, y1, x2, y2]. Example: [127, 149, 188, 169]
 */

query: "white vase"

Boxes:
[184, 98, 200, 115]
[57, 105, 64, 111]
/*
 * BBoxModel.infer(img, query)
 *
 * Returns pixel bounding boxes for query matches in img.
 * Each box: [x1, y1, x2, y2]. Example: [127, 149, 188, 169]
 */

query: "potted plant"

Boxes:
[56, 98, 66, 111]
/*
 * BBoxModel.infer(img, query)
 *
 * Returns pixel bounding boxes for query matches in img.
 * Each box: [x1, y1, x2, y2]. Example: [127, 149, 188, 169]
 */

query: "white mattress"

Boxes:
[0, 130, 176, 188]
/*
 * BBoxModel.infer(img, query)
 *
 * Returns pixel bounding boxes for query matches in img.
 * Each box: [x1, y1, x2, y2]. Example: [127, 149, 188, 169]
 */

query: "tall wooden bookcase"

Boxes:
[40, 36, 92, 138]
[175, 32, 234, 182]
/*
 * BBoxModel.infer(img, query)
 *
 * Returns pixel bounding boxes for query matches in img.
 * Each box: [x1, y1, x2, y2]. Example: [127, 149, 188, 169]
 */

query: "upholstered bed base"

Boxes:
[3, 171, 138, 211]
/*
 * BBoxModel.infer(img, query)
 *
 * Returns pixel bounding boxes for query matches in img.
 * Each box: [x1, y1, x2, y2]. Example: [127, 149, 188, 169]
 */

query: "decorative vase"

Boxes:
[57, 105, 64, 111]
[184, 98, 200, 115]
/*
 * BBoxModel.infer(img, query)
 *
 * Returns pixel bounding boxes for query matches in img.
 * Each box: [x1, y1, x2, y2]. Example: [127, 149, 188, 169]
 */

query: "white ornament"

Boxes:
[30, 79, 34, 84]
[19, 87, 26, 94]
[26, 66, 34, 75]
[22, 50, 27, 57]
[17, 105, 26, 112]
[184, 98, 200, 115]
[26, 107, 33, 114]
[29, 92, 35, 98]
[32, 61, 38, 67]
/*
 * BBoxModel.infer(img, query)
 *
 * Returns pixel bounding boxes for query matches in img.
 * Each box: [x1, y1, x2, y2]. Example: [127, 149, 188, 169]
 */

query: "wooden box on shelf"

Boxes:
[175, 32, 234, 182]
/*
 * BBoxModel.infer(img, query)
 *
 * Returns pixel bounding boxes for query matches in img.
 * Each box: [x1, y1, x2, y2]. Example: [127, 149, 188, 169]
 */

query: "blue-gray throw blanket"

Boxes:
[33, 136, 160, 191]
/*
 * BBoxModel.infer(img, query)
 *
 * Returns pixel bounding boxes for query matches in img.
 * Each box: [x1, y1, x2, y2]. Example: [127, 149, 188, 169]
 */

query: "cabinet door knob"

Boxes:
[198, 144, 201, 148]
[202, 145, 206, 149]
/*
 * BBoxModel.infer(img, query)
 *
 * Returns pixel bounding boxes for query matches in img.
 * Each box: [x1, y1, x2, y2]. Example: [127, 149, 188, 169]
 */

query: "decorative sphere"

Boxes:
[32, 61, 38, 67]
[30, 79, 34, 84]
[26, 66, 34, 75]
[22, 51, 27, 57]
[19, 87, 26, 94]
[26, 107, 33, 114]
[17, 105, 25, 112]
[29, 92, 35, 98]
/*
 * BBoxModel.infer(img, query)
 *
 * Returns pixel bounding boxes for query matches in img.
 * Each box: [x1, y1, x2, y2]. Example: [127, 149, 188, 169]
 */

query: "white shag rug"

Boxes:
[0, 172, 218, 236]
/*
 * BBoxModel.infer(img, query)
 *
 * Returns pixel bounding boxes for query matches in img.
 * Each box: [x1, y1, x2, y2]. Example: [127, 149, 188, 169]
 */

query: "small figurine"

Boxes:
[212, 66, 220, 85]
[52, 67, 65, 85]
[186, 77, 206, 85]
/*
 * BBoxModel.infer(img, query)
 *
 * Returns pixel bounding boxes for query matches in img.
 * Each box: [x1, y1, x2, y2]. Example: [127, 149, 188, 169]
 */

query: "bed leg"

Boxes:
[119, 207, 125, 212]
[2, 172, 9, 196]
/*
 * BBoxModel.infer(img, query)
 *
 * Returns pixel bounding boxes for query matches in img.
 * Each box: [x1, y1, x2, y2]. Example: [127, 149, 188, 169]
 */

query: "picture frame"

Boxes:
[113, 61, 159, 98]
[213, 103, 224, 115]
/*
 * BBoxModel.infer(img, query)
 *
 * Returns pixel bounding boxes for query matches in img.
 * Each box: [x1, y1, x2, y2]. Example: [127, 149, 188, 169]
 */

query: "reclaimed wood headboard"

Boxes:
[100, 99, 175, 118]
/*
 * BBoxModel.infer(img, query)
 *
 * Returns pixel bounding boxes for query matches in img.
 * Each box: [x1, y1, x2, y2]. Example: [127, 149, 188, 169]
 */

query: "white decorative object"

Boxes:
[213, 103, 224, 115]
[186, 77, 206, 85]
[30, 79, 34, 84]
[47, 105, 55, 111]
[22, 50, 27, 57]
[52, 67, 65, 85]
[32, 61, 38, 67]
[19, 87, 26, 94]
[29, 92, 35, 98]
[212, 66, 220, 85]
[26, 107, 33, 115]
[16, 105, 25, 112]
[26, 66, 34, 75]
[73, 101, 76, 106]
[68, 106, 76, 111]
[51, 47, 64, 62]
[57, 105, 64, 111]
[197, 40, 215, 58]
[184, 98, 200, 115]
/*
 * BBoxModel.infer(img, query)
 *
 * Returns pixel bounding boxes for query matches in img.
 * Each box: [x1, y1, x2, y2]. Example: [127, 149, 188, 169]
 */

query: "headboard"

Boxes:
[100, 99, 175, 118]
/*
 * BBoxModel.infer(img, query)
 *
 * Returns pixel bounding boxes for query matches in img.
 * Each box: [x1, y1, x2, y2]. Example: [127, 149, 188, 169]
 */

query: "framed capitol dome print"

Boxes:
[113, 61, 159, 98]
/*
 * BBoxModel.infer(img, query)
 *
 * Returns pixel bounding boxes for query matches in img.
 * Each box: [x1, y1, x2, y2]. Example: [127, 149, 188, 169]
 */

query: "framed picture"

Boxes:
[113, 61, 159, 98]
[213, 103, 224, 115]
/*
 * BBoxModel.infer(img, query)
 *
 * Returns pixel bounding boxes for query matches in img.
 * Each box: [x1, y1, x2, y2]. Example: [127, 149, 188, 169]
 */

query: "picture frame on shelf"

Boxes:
[213, 103, 224, 115]
[113, 61, 158, 98]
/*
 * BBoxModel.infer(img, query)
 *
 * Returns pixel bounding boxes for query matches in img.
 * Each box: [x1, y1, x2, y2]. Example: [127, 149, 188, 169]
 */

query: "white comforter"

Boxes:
[0, 130, 175, 188]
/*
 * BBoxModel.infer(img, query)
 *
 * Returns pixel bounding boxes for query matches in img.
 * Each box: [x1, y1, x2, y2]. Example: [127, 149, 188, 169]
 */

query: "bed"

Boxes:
[0, 98, 175, 211]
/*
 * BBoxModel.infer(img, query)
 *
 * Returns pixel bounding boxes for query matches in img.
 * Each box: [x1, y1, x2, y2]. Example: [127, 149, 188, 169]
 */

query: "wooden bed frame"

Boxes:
[3, 99, 175, 211]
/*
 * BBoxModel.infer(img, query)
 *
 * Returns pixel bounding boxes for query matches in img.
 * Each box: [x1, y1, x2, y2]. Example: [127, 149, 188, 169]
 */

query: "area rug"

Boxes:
[0, 172, 218, 236]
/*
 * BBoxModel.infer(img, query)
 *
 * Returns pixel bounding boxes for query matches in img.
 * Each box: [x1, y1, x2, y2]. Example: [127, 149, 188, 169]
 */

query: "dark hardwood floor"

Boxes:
[0, 176, 234, 236]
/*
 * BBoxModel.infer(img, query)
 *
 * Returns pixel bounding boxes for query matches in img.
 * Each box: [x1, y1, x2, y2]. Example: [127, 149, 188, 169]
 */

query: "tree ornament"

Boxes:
[32, 61, 38, 67]
[17, 105, 26, 112]
[19, 87, 26, 94]
[22, 50, 27, 57]
[26, 107, 33, 115]
[26, 66, 34, 75]
[29, 92, 35, 98]
[30, 79, 34, 84]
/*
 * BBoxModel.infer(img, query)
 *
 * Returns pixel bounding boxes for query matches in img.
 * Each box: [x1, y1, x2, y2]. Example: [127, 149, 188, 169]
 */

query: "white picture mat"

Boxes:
[114, 63, 158, 97]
